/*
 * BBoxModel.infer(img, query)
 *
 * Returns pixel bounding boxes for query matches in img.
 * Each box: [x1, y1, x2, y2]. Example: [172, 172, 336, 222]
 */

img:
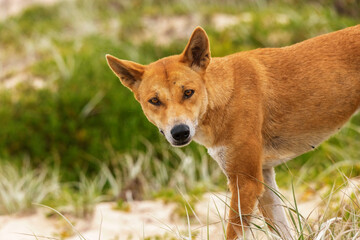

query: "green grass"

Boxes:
[0, 161, 59, 214]
[0, 143, 223, 216]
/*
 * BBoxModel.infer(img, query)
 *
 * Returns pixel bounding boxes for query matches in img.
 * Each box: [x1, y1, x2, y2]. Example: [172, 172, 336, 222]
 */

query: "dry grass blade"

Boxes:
[33, 203, 87, 240]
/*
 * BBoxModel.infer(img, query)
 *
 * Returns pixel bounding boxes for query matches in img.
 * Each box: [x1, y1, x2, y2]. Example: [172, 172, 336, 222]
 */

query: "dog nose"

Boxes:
[171, 124, 190, 142]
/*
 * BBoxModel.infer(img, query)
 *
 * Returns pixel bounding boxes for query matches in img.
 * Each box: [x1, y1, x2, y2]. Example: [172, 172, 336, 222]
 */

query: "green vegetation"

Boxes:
[152, 186, 208, 218]
[0, 161, 59, 214]
[0, 144, 223, 216]
[0, 0, 359, 181]
[0, 1, 359, 238]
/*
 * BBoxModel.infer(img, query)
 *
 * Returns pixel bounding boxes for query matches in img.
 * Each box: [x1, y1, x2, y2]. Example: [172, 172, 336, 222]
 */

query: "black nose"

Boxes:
[171, 124, 190, 142]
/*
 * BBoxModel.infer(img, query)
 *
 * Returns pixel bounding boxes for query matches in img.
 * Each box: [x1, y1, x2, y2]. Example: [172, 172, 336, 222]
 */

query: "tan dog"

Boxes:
[106, 25, 360, 239]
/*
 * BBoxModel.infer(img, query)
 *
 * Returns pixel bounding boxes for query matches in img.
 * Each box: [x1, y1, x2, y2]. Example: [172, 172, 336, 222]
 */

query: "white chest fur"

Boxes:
[207, 146, 227, 176]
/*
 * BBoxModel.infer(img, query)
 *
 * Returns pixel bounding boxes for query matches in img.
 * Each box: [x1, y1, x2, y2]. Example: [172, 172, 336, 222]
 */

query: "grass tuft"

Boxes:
[0, 161, 59, 214]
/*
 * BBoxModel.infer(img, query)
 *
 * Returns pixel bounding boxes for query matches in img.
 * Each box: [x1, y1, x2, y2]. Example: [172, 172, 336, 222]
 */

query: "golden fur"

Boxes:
[106, 25, 360, 239]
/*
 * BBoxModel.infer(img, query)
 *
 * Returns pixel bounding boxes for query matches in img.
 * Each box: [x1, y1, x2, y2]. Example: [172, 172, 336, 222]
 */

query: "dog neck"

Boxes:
[193, 57, 235, 148]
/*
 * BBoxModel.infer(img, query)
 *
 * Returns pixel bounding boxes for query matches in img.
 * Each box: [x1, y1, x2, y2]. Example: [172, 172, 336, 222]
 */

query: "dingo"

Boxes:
[106, 25, 360, 239]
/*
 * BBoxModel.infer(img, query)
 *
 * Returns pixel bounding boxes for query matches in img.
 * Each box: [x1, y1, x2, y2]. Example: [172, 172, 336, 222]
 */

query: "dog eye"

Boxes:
[184, 89, 194, 99]
[149, 97, 161, 106]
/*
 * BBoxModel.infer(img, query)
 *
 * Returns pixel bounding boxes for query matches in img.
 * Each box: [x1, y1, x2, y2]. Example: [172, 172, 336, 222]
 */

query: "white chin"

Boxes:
[171, 140, 192, 147]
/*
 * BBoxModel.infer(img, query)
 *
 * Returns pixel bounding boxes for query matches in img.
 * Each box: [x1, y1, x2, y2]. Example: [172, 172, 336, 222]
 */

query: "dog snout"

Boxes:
[171, 124, 190, 142]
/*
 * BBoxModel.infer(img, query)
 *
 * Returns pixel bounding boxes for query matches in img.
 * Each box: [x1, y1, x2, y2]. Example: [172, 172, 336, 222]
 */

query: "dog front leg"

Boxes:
[225, 144, 264, 239]
[226, 174, 264, 239]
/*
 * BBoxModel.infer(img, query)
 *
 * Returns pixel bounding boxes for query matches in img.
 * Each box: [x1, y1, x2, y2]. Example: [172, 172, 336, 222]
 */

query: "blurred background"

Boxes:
[0, 0, 359, 231]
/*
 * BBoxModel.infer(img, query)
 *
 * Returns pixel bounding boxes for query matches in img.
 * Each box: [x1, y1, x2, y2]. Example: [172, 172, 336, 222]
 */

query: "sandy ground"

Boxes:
[0, 191, 325, 240]
[0, 193, 226, 240]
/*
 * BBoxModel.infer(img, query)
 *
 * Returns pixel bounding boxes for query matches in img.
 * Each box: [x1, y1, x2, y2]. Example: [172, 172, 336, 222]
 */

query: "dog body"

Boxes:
[107, 25, 360, 239]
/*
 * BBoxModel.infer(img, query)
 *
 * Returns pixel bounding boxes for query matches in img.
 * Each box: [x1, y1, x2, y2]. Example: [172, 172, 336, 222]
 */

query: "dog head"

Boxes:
[106, 27, 211, 147]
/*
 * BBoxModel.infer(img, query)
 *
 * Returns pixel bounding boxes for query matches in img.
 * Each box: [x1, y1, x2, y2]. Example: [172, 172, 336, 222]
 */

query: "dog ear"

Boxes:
[181, 27, 211, 71]
[106, 54, 145, 92]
